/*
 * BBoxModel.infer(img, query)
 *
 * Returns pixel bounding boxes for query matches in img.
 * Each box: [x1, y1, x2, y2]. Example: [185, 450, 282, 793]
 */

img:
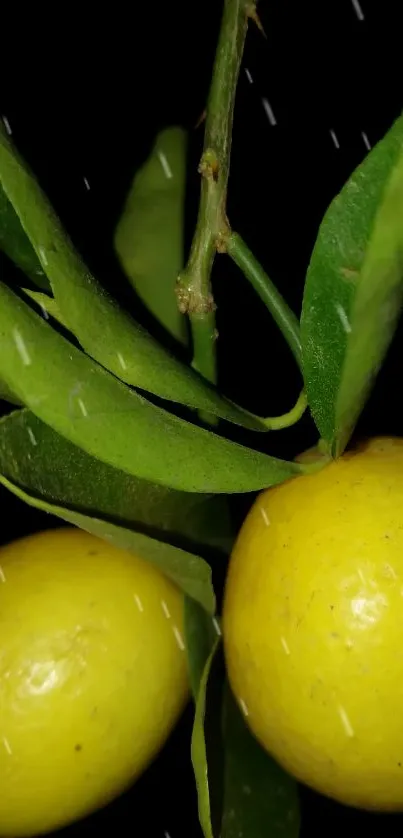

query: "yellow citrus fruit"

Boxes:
[223, 437, 403, 811]
[0, 527, 189, 836]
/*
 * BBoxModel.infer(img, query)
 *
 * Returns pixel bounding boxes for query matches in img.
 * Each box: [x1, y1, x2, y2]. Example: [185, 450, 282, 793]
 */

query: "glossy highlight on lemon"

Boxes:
[0, 527, 189, 836]
[223, 437, 403, 811]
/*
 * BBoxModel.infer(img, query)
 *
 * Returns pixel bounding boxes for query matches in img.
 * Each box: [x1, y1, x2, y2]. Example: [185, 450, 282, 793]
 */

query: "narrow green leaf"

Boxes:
[0, 471, 215, 612]
[0, 409, 221, 611]
[0, 380, 21, 405]
[301, 113, 403, 455]
[0, 122, 265, 431]
[0, 282, 302, 493]
[184, 597, 219, 698]
[191, 644, 300, 838]
[21, 288, 70, 330]
[191, 639, 221, 838]
[114, 127, 188, 345]
[221, 685, 300, 838]
[0, 181, 50, 291]
[0, 408, 233, 555]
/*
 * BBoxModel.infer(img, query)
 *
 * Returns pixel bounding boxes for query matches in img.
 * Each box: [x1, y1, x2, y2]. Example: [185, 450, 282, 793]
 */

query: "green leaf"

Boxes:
[0, 183, 50, 291]
[0, 282, 302, 493]
[0, 380, 21, 405]
[0, 408, 233, 554]
[114, 126, 188, 345]
[191, 643, 300, 838]
[0, 472, 215, 612]
[221, 685, 300, 838]
[301, 113, 403, 455]
[191, 639, 221, 838]
[0, 122, 265, 432]
[0, 410, 223, 612]
[184, 597, 220, 698]
[21, 288, 70, 330]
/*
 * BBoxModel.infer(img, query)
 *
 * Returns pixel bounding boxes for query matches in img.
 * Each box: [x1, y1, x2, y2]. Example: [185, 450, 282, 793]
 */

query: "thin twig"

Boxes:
[226, 231, 302, 370]
[177, 0, 254, 385]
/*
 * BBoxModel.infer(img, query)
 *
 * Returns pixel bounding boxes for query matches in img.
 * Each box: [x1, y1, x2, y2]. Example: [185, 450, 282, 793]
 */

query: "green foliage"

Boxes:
[221, 685, 300, 838]
[301, 112, 403, 455]
[0, 122, 266, 431]
[227, 233, 302, 370]
[0, 281, 302, 493]
[114, 126, 188, 345]
[1, 12, 403, 838]
[191, 643, 300, 838]
[0, 164, 50, 291]
[1, 470, 217, 612]
[184, 597, 219, 697]
[0, 379, 21, 405]
[0, 408, 237, 610]
[191, 640, 221, 838]
[21, 287, 69, 329]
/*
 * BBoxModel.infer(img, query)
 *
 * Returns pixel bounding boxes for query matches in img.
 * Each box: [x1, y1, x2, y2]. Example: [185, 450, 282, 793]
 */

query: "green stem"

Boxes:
[177, 0, 252, 384]
[226, 231, 302, 371]
[262, 389, 307, 430]
[191, 312, 218, 382]
[238, 389, 307, 430]
[191, 312, 219, 426]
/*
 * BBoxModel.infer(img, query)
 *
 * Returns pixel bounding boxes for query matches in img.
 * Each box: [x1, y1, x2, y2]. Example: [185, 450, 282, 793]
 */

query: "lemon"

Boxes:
[0, 527, 189, 836]
[223, 437, 403, 811]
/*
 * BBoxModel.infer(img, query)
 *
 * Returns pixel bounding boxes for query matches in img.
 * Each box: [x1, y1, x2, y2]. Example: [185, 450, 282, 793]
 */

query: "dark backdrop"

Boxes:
[1, 1, 403, 835]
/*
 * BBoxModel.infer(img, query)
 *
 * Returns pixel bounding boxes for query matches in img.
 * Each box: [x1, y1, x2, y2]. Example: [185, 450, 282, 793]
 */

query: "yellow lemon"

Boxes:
[0, 527, 189, 836]
[223, 437, 403, 811]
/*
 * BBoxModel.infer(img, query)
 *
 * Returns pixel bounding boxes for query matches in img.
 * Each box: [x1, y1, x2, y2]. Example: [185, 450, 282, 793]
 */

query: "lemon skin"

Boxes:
[0, 527, 189, 836]
[223, 437, 403, 811]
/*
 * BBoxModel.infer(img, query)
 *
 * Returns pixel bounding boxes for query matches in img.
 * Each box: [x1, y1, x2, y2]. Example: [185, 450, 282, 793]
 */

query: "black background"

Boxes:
[1, 0, 403, 835]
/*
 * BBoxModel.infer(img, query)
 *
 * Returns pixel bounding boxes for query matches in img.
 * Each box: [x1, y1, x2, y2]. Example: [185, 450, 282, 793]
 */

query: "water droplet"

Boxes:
[329, 129, 340, 149]
[161, 599, 171, 619]
[259, 506, 270, 526]
[38, 246, 48, 266]
[357, 568, 367, 585]
[172, 625, 185, 651]
[281, 636, 290, 655]
[338, 705, 354, 737]
[2, 115, 12, 135]
[239, 697, 249, 717]
[261, 97, 277, 126]
[117, 352, 127, 370]
[39, 302, 50, 320]
[158, 151, 173, 179]
[335, 303, 351, 333]
[212, 616, 221, 636]
[134, 594, 144, 613]
[351, 0, 364, 21]
[27, 426, 37, 446]
[12, 328, 32, 366]
[77, 398, 88, 417]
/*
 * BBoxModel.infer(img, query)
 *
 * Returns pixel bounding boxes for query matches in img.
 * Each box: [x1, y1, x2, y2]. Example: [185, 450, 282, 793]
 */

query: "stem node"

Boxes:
[199, 149, 220, 182]
[216, 227, 230, 253]
[177, 0, 250, 385]
[176, 274, 216, 316]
